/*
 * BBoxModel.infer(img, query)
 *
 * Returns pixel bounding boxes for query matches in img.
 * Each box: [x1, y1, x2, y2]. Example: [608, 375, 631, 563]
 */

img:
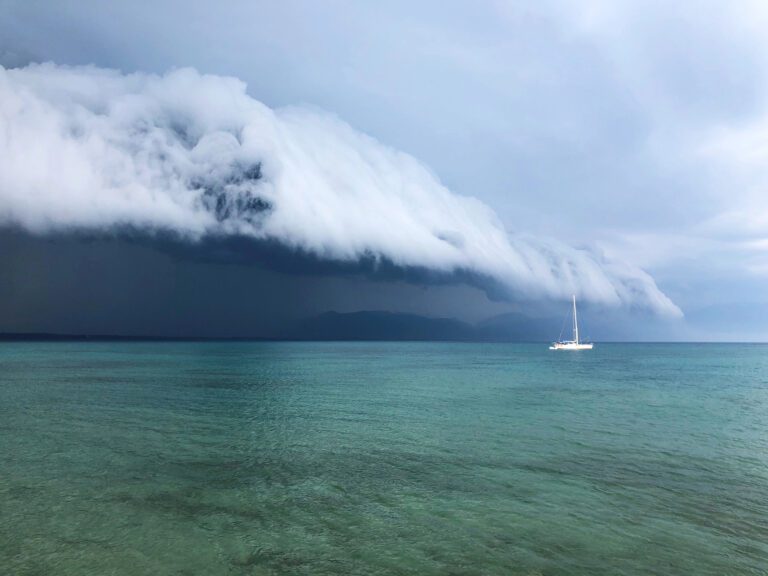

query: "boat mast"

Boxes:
[572, 294, 579, 344]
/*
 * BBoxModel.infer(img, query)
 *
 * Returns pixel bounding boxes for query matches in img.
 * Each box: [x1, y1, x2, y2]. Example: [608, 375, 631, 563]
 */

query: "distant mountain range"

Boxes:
[0, 311, 564, 342]
[6, 307, 759, 343]
[286, 310, 561, 341]
[288, 311, 472, 341]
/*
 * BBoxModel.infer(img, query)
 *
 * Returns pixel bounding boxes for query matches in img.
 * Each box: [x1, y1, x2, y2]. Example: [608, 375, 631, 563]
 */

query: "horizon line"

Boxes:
[0, 333, 765, 345]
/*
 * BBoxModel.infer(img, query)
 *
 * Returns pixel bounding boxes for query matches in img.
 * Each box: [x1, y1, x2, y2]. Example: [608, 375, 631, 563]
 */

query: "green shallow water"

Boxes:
[1, 342, 767, 575]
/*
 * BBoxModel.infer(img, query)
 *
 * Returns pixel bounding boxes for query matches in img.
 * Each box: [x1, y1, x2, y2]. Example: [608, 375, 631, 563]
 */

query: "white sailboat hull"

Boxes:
[549, 342, 593, 350]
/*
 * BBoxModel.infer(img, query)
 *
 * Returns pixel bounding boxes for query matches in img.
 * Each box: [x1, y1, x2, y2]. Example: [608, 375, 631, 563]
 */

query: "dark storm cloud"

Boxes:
[8, 222, 522, 313]
[0, 63, 680, 316]
[137, 233, 507, 300]
[0, 228, 519, 337]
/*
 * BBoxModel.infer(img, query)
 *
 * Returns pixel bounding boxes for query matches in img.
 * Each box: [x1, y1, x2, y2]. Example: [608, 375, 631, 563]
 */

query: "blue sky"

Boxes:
[1, 0, 767, 339]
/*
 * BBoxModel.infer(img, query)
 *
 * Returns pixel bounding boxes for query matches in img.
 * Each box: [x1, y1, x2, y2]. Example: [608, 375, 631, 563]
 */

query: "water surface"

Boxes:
[1, 342, 767, 575]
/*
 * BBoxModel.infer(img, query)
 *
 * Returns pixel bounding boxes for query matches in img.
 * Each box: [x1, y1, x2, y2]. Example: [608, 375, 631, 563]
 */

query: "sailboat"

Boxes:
[549, 295, 594, 350]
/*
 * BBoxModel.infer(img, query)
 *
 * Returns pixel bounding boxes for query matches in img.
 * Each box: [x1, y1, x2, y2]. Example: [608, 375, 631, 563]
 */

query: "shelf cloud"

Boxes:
[0, 63, 681, 316]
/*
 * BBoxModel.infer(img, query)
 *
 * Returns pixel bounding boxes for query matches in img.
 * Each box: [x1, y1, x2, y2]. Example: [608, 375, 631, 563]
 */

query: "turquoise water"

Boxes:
[1, 342, 767, 575]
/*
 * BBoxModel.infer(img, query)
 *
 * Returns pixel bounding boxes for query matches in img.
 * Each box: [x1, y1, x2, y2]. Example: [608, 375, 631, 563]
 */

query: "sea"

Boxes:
[1, 341, 767, 575]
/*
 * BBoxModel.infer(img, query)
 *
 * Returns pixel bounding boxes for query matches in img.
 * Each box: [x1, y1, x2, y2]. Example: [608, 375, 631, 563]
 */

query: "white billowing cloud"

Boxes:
[0, 63, 681, 316]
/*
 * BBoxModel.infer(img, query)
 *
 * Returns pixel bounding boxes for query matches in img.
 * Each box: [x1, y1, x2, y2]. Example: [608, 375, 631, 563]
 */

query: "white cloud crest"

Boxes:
[0, 63, 681, 316]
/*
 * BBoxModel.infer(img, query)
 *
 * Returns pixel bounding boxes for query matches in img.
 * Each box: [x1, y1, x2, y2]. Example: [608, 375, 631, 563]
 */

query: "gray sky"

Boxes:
[1, 0, 767, 339]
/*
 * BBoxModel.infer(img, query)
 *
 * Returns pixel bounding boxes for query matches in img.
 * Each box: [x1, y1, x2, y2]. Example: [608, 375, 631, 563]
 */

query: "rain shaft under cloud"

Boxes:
[0, 63, 681, 316]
